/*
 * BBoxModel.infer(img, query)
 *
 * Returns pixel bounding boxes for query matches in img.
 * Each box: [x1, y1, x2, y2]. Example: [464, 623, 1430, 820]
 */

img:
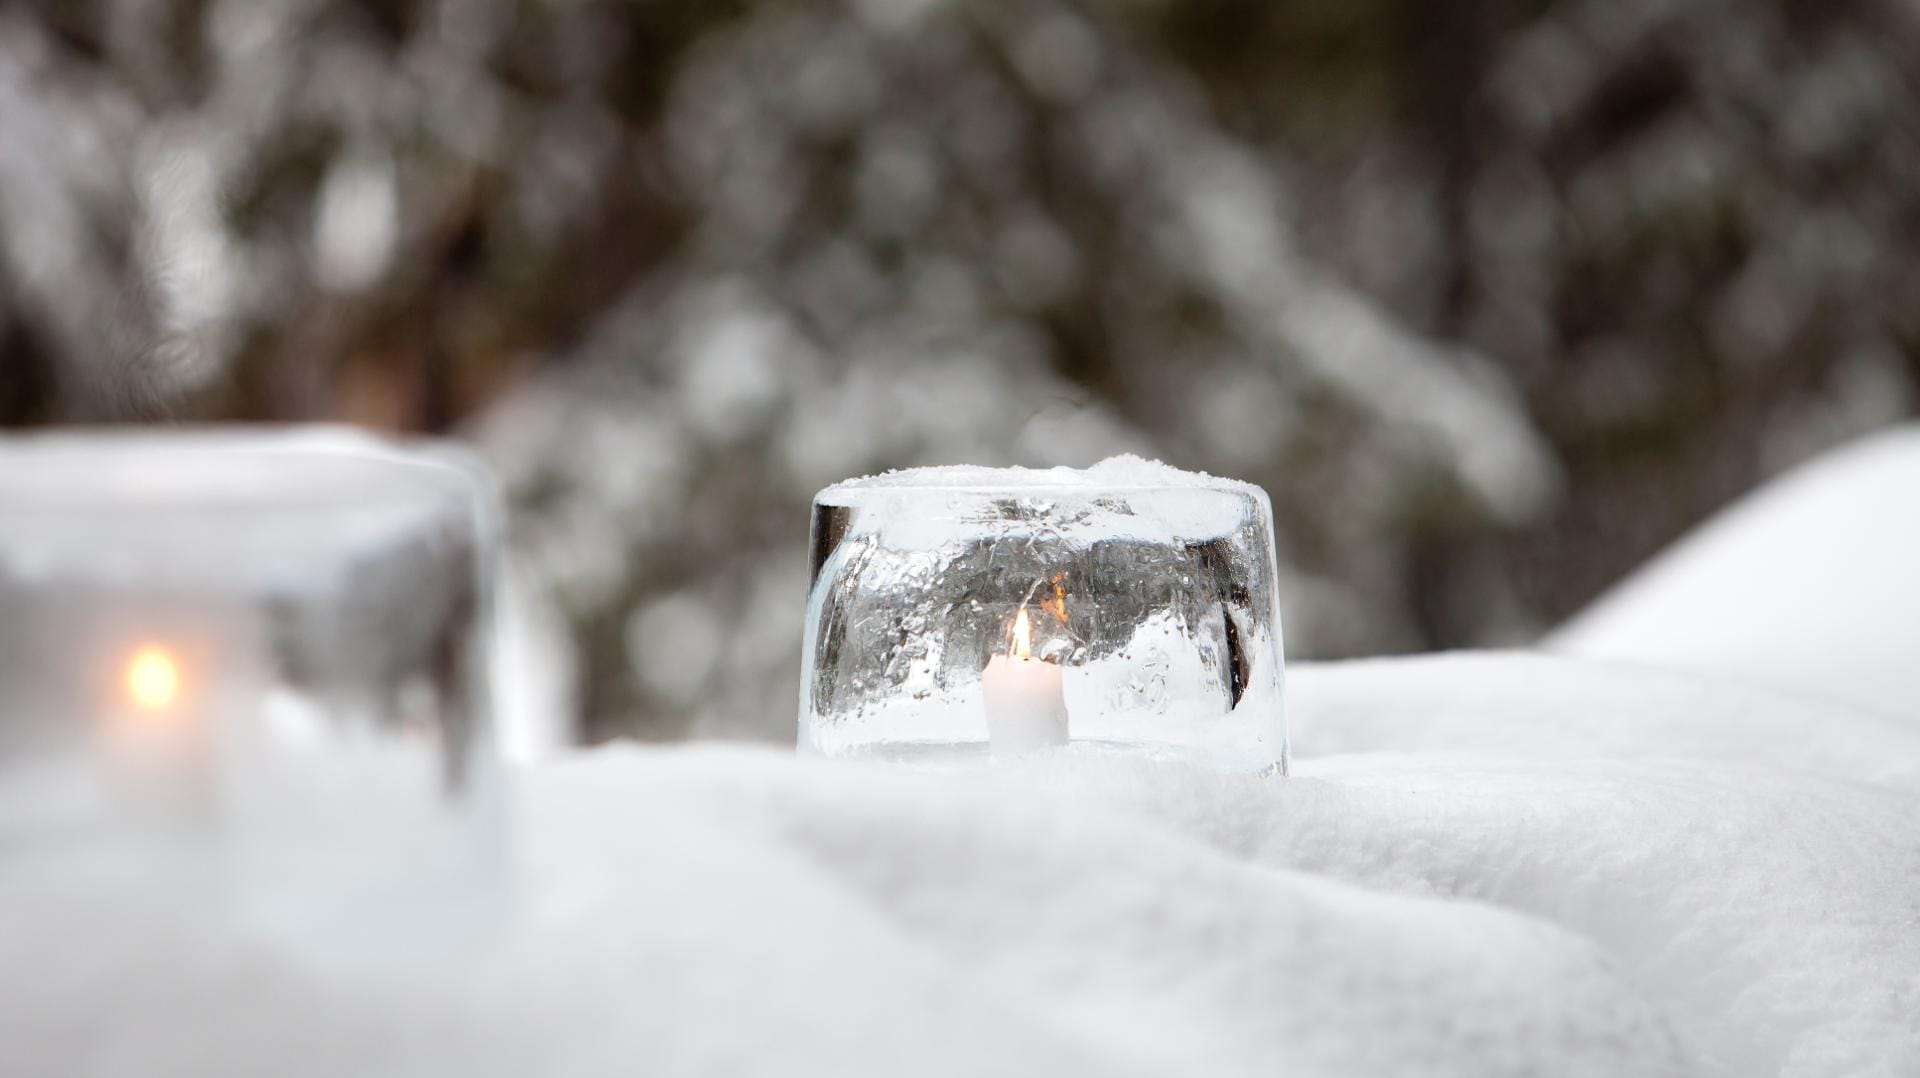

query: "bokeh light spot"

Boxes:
[126, 646, 183, 713]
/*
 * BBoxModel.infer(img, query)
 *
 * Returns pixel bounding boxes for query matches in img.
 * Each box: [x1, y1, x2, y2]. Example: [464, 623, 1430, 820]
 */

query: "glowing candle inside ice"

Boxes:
[981, 608, 1068, 755]
[99, 638, 215, 819]
[125, 645, 183, 715]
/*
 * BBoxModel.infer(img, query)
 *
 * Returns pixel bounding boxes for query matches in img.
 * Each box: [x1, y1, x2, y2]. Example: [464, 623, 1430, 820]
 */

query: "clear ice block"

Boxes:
[800, 458, 1286, 772]
[0, 428, 502, 953]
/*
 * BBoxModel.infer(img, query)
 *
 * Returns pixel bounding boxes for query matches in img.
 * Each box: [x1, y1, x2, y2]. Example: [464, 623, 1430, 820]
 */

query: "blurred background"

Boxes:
[3, 0, 1916, 746]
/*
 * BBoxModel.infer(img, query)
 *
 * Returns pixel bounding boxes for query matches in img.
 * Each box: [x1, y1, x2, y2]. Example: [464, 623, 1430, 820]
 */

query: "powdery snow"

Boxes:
[1024, 654, 1920, 1077]
[1289, 650, 1920, 785]
[819, 454, 1266, 497]
[1550, 425, 1920, 723]
[4, 652, 1917, 1077]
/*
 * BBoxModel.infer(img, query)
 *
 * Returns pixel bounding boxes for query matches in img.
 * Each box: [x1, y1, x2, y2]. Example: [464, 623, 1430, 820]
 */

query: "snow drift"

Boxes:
[4, 649, 1917, 1077]
[1551, 424, 1920, 723]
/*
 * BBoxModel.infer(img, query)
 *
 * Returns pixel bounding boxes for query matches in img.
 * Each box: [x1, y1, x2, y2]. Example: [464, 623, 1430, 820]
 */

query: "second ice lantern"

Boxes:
[0, 428, 502, 941]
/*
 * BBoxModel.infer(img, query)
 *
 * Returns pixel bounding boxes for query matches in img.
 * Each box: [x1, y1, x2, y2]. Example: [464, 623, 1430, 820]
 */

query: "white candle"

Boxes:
[981, 608, 1068, 755]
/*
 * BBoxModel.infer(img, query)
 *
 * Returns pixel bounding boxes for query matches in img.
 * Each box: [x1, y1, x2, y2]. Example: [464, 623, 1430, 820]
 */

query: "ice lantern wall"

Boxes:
[0, 429, 502, 940]
[799, 459, 1287, 772]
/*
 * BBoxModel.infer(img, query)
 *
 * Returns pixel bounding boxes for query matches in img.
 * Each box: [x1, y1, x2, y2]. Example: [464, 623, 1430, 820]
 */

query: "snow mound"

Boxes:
[1011, 651, 1920, 1078]
[1288, 650, 1920, 786]
[0, 740, 1686, 1078]
[819, 454, 1264, 496]
[5, 653, 1917, 1077]
[1550, 425, 1920, 722]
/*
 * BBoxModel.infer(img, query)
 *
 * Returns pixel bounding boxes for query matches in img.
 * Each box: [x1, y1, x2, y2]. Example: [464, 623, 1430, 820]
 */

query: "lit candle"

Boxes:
[0, 430, 507, 965]
[125, 645, 183, 714]
[98, 634, 220, 825]
[981, 608, 1068, 755]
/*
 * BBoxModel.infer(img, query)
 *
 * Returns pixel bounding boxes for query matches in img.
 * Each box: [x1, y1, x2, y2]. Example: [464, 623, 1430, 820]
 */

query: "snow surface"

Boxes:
[4, 651, 1917, 1078]
[1551, 425, 1920, 722]
[819, 454, 1266, 496]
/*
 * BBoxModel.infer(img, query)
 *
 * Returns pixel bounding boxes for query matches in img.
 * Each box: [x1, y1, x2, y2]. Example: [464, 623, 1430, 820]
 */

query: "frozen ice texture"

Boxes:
[0, 428, 502, 953]
[802, 458, 1285, 770]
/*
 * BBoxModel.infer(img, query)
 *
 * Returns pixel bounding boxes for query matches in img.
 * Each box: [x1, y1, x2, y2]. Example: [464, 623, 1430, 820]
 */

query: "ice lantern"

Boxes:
[0, 429, 502, 934]
[800, 458, 1287, 772]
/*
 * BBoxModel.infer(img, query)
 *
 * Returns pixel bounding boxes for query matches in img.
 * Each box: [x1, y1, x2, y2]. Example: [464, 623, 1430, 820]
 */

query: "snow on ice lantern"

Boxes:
[800, 457, 1287, 772]
[0, 429, 502, 936]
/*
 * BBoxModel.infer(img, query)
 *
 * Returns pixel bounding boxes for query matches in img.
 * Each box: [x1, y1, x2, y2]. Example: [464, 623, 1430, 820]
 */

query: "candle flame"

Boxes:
[1010, 607, 1034, 661]
[126, 646, 182, 714]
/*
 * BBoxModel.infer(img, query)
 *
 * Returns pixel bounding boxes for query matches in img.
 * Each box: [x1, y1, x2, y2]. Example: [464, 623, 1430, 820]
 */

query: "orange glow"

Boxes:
[126, 646, 183, 713]
[1044, 574, 1069, 625]
[1010, 608, 1034, 661]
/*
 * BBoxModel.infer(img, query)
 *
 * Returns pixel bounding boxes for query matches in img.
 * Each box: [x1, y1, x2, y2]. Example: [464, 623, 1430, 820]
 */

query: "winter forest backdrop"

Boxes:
[3, 0, 1917, 743]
